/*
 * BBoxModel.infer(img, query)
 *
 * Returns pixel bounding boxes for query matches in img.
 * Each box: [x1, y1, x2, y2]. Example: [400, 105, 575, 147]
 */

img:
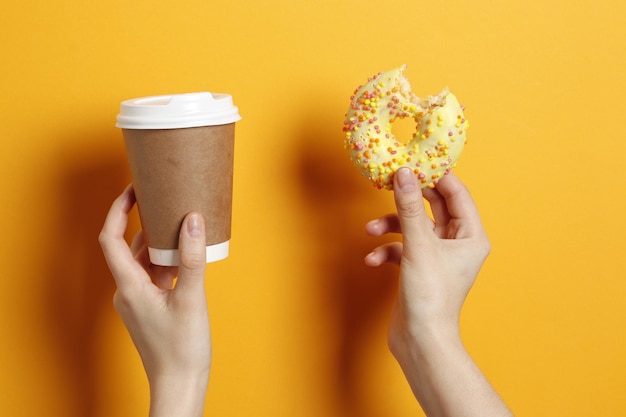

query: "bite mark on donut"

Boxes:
[342, 65, 469, 190]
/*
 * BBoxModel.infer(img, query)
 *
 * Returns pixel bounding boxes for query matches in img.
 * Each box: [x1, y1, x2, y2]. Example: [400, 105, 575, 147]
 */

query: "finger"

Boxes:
[152, 266, 177, 290]
[392, 168, 434, 246]
[130, 230, 155, 271]
[130, 230, 145, 257]
[99, 185, 147, 287]
[365, 242, 403, 267]
[365, 214, 401, 236]
[130, 227, 180, 290]
[99, 185, 135, 249]
[173, 212, 207, 298]
[432, 173, 484, 237]
[422, 186, 451, 234]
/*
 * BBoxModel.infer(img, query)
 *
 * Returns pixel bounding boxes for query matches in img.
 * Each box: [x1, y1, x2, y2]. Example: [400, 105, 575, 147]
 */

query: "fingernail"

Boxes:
[187, 213, 202, 238]
[396, 168, 417, 191]
[364, 251, 380, 267]
[366, 219, 379, 228]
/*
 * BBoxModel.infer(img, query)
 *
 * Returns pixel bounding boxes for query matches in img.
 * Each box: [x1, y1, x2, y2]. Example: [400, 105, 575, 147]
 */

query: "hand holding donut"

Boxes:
[365, 168, 490, 333]
[365, 168, 512, 417]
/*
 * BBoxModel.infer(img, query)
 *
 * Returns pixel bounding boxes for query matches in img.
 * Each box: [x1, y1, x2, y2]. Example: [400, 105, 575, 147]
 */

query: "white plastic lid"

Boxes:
[116, 92, 241, 129]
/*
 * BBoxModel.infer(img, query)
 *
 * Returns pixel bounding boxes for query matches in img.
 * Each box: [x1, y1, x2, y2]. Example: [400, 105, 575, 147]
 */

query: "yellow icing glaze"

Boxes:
[343, 65, 469, 190]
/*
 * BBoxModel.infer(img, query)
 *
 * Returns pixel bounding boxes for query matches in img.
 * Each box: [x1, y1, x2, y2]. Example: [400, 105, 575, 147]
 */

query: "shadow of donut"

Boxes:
[293, 119, 399, 415]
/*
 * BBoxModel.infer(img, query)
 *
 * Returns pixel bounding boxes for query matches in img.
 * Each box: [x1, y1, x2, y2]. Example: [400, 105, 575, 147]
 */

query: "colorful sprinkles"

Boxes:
[342, 66, 469, 190]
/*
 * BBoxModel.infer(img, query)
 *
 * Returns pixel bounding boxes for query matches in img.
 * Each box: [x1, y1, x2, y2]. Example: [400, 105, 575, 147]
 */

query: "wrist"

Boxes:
[388, 306, 463, 364]
[148, 372, 209, 417]
[388, 310, 513, 417]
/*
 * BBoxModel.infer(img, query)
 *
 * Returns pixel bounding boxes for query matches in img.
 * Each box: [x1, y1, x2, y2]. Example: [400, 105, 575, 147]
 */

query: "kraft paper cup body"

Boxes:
[116, 92, 241, 266]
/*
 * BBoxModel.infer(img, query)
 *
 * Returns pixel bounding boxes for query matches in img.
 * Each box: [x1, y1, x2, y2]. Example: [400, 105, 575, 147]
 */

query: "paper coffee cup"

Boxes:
[116, 92, 241, 266]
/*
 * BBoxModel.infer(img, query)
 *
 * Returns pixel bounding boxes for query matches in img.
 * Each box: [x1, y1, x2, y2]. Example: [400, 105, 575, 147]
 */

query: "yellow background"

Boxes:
[1, 0, 625, 415]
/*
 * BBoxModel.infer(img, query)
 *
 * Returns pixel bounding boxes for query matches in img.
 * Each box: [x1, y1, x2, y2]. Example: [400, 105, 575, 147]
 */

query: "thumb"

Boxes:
[393, 168, 433, 246]
[175, 212, 207, 295]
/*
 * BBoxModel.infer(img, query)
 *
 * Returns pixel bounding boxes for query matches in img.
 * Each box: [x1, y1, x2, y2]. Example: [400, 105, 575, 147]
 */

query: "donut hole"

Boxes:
[391, 116, 418, 145]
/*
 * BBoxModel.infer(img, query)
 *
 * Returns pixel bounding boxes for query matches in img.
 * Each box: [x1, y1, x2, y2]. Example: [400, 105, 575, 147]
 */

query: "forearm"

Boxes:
[390, 323, 513, 417]
[148, 373, 209, 417]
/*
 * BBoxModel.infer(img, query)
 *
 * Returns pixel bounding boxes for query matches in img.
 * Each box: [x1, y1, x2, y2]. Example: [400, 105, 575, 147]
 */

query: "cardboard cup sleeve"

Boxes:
[122, 124, 235, 265]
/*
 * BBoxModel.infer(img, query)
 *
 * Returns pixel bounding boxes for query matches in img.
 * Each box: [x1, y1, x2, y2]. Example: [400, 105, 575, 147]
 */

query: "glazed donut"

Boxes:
[342, 65, 469, 190]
